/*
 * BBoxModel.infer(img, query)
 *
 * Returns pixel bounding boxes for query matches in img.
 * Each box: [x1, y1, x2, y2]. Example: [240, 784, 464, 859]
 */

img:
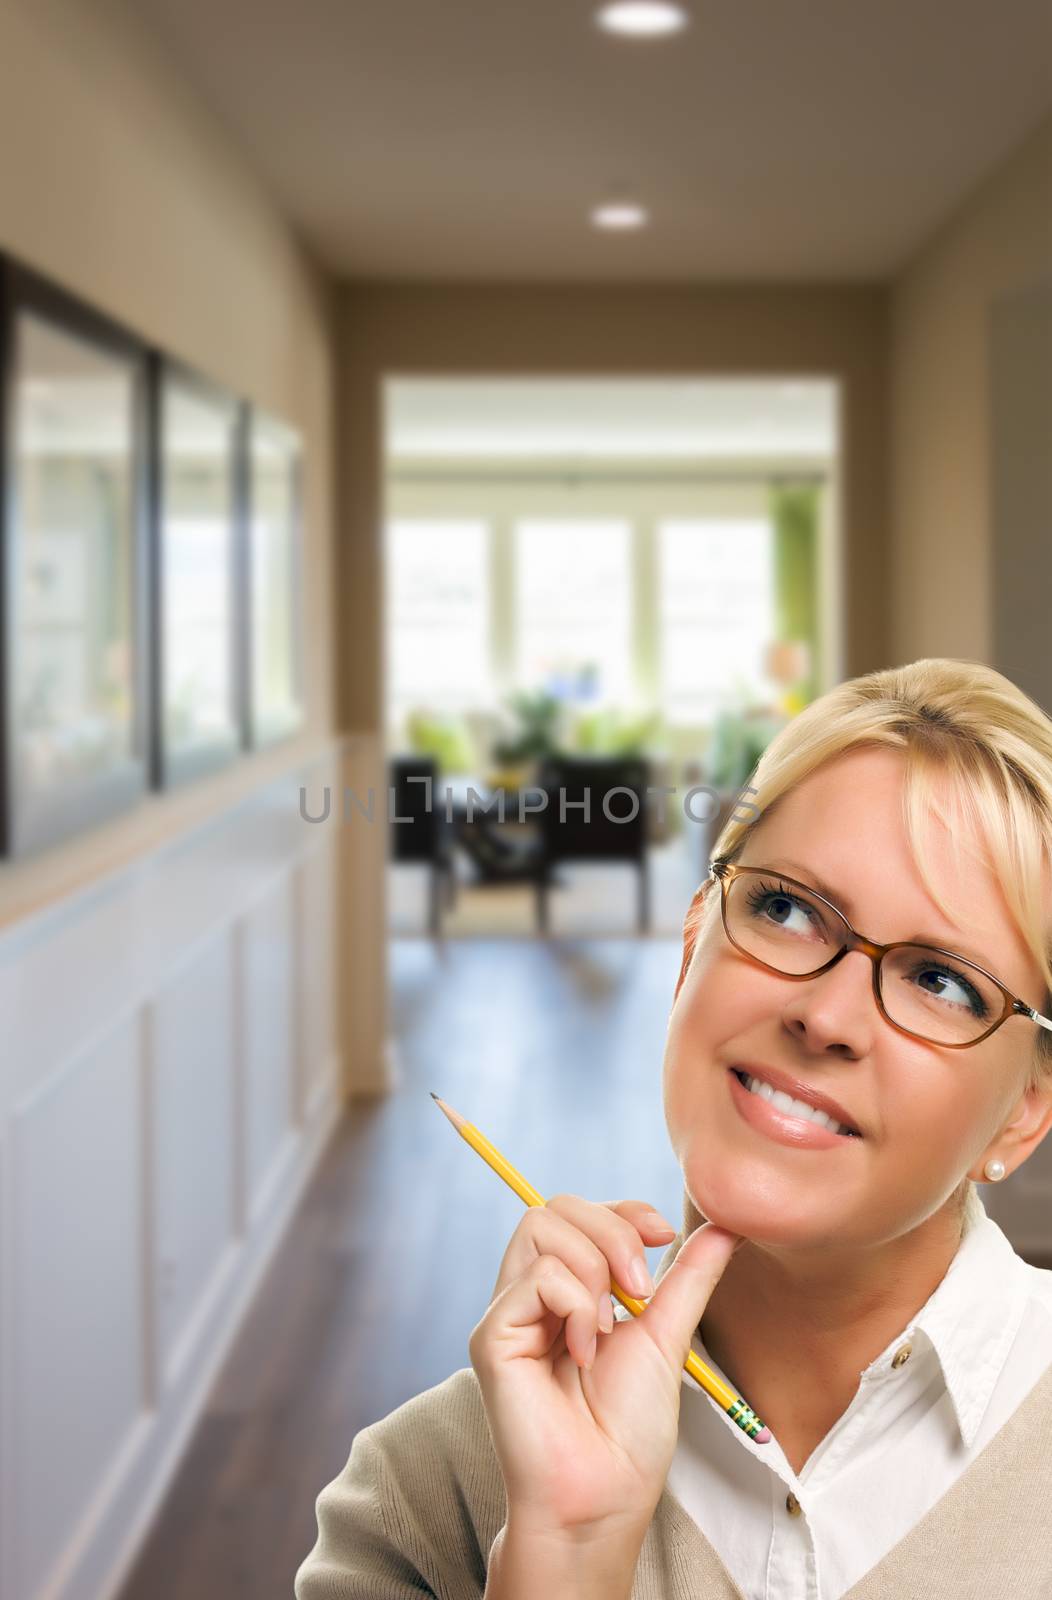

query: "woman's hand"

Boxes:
[468, 1194, 741, 1547]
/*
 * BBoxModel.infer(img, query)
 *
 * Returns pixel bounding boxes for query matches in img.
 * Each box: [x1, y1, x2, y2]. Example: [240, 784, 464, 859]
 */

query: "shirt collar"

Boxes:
[867, 1183, 1029, 1447]
[650, 1186, 1029, 1450]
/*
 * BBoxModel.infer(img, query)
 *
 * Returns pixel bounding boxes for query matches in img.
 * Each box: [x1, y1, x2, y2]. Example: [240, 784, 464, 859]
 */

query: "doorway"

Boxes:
[383, 376, 840, 939]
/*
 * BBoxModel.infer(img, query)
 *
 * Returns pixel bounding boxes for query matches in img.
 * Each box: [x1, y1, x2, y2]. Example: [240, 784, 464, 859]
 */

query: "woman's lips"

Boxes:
[727, 1067, 864, 1150]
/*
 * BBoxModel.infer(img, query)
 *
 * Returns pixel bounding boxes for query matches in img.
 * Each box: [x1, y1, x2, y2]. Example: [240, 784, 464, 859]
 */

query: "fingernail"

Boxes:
[626, 1258, 655, 1297]
[646, 1210, 676, 1235]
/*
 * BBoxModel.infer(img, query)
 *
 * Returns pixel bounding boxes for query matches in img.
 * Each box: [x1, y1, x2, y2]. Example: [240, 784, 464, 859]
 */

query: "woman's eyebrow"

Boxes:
[764, 857, 991, 968]
[764, 858, 846, 911]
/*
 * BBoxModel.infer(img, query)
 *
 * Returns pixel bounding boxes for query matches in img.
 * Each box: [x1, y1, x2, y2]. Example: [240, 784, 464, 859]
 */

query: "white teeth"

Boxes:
[743, 1074, 855, 1137]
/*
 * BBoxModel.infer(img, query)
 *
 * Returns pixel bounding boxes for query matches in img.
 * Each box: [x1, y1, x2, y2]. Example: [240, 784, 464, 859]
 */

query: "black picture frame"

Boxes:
[151, 356, 243, 789]
[0, 260, 151, 859]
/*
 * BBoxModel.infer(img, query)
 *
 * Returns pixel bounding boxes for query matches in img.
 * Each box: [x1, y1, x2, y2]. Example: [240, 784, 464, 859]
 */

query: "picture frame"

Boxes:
[151, 356, 243, 788]
[0, 260, 151, 858]
[244, 407, 305, 748]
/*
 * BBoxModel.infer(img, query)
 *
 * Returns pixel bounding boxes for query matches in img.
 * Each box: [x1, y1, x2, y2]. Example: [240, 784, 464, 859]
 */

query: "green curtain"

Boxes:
[769, 484, 820, 706]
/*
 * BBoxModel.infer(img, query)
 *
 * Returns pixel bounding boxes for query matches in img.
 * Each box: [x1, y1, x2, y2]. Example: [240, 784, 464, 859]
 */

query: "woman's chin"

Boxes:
[686, 1169, 821, 1243]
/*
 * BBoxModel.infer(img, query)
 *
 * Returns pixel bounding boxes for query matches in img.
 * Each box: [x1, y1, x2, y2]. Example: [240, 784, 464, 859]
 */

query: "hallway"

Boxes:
[2, 4, 1049, 1597]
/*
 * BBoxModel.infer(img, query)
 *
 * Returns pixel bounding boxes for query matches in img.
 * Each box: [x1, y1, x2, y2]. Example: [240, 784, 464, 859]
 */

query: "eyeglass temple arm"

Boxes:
[1017, 1001, 1052, 1033]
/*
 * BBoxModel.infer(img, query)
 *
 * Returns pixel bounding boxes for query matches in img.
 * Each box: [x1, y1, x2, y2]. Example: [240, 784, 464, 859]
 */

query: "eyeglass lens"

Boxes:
[725, 872, 1002, 1045]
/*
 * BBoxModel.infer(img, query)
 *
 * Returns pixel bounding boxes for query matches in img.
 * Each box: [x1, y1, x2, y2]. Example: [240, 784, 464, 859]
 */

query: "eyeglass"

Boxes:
[709, 859, 1052, 1049]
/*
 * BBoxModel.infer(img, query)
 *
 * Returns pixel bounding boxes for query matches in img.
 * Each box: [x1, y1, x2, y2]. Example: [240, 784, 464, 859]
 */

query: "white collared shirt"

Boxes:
[616, 1186, 1052, 1599]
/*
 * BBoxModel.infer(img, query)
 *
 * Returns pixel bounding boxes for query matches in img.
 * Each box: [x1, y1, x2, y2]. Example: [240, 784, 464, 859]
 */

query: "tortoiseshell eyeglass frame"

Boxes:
[709, 859, 1052, 1050]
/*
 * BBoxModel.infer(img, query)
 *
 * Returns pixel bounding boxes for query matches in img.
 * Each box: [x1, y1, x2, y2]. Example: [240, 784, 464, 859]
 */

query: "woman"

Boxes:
[295, 659, 1052, 1599]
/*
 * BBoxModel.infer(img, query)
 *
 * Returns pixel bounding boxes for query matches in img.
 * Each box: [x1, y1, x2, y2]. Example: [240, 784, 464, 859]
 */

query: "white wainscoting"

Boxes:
[0, 743, 347, 1600]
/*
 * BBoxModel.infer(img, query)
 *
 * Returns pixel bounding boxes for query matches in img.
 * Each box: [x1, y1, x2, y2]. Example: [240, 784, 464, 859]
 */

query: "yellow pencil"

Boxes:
[431, 1092, 771, 1444]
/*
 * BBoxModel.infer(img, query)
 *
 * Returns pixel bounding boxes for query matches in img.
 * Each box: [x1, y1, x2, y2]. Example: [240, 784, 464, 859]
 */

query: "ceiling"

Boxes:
[137, 0, 1052, 283]
[386, 378, 837, 459]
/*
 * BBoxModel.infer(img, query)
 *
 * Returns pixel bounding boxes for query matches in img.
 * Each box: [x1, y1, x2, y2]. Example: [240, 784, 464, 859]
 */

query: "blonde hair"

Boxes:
[686, 658, 1052, 1094]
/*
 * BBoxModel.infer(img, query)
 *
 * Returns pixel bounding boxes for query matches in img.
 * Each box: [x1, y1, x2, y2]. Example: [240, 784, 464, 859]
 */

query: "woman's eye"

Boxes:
[911, 964, 988, 1018]
[747, 886, 819, 935]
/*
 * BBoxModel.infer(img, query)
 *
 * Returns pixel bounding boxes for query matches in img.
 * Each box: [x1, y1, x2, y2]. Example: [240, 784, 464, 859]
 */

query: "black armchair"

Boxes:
[533, 754, 651, 934]
[388, 756, 458, 936]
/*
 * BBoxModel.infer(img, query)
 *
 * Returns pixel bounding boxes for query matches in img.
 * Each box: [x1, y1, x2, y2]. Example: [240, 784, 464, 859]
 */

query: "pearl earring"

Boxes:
[984, 1158, 1007, 1182]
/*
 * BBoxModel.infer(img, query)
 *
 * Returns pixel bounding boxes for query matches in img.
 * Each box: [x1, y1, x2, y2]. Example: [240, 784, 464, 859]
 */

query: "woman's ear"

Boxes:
[975, 1075, 1052, 1183]
[674, 879, 715, 1005]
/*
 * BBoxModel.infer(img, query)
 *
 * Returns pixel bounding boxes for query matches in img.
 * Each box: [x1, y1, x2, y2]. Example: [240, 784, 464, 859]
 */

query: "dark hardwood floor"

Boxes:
[115, 936, 688, 1600]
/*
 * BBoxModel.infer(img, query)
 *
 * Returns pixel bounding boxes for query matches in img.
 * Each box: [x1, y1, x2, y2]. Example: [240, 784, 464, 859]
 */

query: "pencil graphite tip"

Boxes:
[430, 1093, 466, 1132]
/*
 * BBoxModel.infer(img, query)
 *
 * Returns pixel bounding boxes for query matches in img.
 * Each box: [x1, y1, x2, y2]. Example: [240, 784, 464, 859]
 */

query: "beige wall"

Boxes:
[890, 112, 1052, 666]
[0, 0, 340, 928]
[338, 283, 890, 734]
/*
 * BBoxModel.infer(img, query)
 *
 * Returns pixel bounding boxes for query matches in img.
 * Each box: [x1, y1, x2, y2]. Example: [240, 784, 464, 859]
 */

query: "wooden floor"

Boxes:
[115, 935, 688, 1600]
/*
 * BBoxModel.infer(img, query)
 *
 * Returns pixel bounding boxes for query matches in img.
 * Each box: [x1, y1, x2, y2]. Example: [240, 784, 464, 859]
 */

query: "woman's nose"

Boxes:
[780, 947, 877, 1057]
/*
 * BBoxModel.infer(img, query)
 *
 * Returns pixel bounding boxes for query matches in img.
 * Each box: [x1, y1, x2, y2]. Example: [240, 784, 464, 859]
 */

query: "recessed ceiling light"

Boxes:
[591, 200, 650, 230]
[595, 2, 690, 38]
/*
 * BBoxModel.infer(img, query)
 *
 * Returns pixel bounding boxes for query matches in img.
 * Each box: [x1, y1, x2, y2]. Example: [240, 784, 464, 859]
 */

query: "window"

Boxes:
[658, 518, 775, 722]
[514, 519, 632, 703]
[385, 510, 787, 735]
[387, 519, 490, 715]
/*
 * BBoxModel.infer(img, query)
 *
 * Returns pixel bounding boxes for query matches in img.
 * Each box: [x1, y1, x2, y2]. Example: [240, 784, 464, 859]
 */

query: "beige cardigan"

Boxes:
[295, 1230, 1052, 1599]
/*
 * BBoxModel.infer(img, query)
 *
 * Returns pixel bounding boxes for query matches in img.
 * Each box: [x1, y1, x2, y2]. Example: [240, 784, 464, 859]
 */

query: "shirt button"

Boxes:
[891, 1342, 913, 1369]
[785, 1492, 802, 1517]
